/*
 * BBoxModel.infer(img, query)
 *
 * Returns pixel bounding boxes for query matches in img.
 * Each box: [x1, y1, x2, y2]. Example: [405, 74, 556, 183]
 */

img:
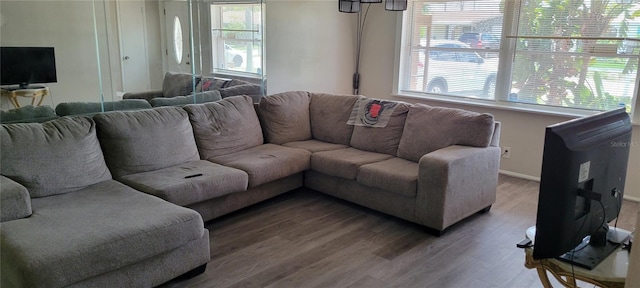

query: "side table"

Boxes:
[1, 87, 50, 108]
[523, 226, 629, 288]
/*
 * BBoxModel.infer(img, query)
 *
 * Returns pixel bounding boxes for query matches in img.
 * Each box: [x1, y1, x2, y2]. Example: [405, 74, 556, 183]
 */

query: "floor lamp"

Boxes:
[338, 0, 407, 95]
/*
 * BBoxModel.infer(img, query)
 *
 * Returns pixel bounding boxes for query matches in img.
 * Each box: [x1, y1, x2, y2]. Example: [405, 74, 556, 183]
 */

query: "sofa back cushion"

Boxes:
[149, 91, 222, 107]
[183, 95, 263, 159]
[0, 117, 112, 198]
[93, 107, 200, 178]
[350, 101, 410, 155]
[259, 91, 312, 145]
[163, 72, 198, 97]
[397, 104, 495, 162]
[55, 99, 152, 116]
[309, 93, 361, 145]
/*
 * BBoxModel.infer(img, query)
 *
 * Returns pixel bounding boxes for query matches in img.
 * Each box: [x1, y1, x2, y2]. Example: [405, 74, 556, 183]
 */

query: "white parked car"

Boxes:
[418, 40, 498, 98]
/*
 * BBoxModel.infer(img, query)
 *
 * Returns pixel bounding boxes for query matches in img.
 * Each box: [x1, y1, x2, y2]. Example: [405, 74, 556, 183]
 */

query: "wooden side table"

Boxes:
[523, 226, 629, 288]
[1, 87, 50, 108]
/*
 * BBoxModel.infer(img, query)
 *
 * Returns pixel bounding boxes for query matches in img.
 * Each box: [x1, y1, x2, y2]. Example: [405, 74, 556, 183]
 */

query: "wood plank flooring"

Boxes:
[160, 175, 638, 288]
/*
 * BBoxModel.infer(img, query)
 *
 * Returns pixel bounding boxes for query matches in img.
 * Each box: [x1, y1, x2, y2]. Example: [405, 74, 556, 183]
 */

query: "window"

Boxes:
[210, 3, 264, 75]
[399, 0, 640, 114]
[173, 16, 183, 64]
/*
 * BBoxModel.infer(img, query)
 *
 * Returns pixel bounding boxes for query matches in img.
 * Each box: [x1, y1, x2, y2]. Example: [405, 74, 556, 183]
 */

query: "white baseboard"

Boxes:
[499, 170, 540, 182]
[498, 170, 640, 203]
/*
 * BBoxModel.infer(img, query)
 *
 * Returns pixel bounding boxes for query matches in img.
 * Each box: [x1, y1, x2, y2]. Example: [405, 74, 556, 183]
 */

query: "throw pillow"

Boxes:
[162, 72, 198, 97]
[397, 104, 495, 162]
[195, 77, 229, 92]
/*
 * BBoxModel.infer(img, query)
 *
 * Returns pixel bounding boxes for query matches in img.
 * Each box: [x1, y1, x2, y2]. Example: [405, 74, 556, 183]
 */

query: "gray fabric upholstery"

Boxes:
[55, 99, 152, 116]
[350, 102, 409, 155]
[93, 106, 200, 178]
[311, 147, 393, 180]
[149, 91, 222, 107]
[162, 72, 198, 97]
[209, 143, 311, 188]
[0, 180, 205, 288]
[184, 96, 264, 158]
[305, 170, 417, 222]
[0, 117, 112, 198]
[219, 84, 263, 99]
[122, 90, 163, 101]
[188, 173, 303, 222]
[259, 91, 312, 144]
[0, 175, 32, 222]
[0, 105, 58, 124]
[357, 157, 418, 197]
[416, 145, 500, 230]
[309, 93, 361, 145]
[69, 231, 209, 288]
[397, 104, 495, 162]
[283, 139, 348, 153]
[119, 160, 248, 206]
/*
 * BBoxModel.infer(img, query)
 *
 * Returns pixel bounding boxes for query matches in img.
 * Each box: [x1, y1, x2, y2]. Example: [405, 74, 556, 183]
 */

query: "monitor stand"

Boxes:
[558, 227, 630, 270]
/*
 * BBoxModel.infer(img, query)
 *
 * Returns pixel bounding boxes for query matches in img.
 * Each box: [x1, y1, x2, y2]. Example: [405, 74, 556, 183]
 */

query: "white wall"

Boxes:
[266, 0, 354, 95]
[0, 0, 163, 108]
[266, 2, 640, 200]
[0, 1, 105, 108]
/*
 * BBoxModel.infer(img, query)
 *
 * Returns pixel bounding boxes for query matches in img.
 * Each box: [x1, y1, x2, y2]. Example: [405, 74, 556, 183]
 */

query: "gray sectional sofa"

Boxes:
[1, 91, 500, 287]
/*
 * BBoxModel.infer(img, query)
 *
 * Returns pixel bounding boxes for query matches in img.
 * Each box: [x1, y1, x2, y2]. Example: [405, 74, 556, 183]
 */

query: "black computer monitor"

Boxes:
[1, 47, 57, 89]
[533, 107, 632, 270]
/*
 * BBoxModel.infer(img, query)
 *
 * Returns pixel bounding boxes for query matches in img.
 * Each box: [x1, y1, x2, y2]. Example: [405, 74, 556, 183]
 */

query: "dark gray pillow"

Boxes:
[162, 72, 198, 97]
[1, 117, 112, 197]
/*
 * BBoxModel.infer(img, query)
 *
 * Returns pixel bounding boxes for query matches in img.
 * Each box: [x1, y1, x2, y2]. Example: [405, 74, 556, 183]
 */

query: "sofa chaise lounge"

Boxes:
[1, 91, 500, 287]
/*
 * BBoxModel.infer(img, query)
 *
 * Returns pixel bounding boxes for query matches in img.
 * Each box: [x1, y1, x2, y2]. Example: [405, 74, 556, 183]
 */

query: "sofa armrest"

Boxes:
[0, 175, 32, 222]
[415, 145, 500, 232]
[123, 90, 163, 102]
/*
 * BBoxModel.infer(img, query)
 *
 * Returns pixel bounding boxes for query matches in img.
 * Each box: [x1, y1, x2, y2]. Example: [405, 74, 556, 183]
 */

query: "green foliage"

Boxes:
[511, 0, 635, 111]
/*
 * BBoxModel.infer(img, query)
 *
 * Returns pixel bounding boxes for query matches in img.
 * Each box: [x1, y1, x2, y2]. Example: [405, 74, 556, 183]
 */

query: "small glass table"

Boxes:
[523, 226, 630, 288]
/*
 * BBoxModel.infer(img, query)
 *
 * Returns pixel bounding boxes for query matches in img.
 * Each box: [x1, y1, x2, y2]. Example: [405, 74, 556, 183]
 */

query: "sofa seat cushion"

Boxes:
[1, 117, 112, 198]
[357, 157, 418, 197]
[0, 180, 205, 288]
[209, 144, 311, 188]
[311, 147, 393, 180]
[94, 106, 200, 178]
[309, 93, 361, 145]
[119, 160, 248, 206]
[283, 139, 348, 153]
[184, 96, 264, 158]
[259, 91, 311, 144]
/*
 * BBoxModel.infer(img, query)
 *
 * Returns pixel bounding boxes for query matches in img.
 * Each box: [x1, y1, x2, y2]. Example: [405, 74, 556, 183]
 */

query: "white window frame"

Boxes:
[209, 1, 265, 77]
[394, 0, 640, 123]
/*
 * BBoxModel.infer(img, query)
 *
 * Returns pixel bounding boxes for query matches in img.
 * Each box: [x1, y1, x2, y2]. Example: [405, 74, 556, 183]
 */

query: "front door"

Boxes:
[117, 0, 151, 93]
[163, 1, 192, 73]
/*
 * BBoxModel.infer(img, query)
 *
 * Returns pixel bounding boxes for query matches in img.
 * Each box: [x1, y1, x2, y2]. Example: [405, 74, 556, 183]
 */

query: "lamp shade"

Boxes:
[339, 0, 360, 13]
[385, 0, 407, 11]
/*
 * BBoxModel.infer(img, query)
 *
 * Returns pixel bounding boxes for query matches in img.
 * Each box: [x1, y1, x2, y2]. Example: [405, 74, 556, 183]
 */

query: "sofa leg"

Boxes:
[178, 263, 207, 280]
[424, 226, 444, 237]
[481, 205, 492, 213]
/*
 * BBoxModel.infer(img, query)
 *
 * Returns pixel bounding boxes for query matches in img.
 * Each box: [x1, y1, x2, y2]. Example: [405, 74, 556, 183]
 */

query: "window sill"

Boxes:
[393, 92, 640, 126]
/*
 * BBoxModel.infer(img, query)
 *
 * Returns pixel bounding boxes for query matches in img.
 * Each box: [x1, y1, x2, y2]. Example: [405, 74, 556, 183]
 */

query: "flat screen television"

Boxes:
[533, 107, 632, 270]
[1, 47, 57, 89]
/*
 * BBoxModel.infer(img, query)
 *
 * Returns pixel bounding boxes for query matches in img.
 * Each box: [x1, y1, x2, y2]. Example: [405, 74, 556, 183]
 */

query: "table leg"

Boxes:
[9, 96, 21, 108]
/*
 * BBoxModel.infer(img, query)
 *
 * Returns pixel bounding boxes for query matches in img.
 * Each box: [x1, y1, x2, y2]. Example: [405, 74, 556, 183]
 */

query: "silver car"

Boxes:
[418, 40, 498, 98]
